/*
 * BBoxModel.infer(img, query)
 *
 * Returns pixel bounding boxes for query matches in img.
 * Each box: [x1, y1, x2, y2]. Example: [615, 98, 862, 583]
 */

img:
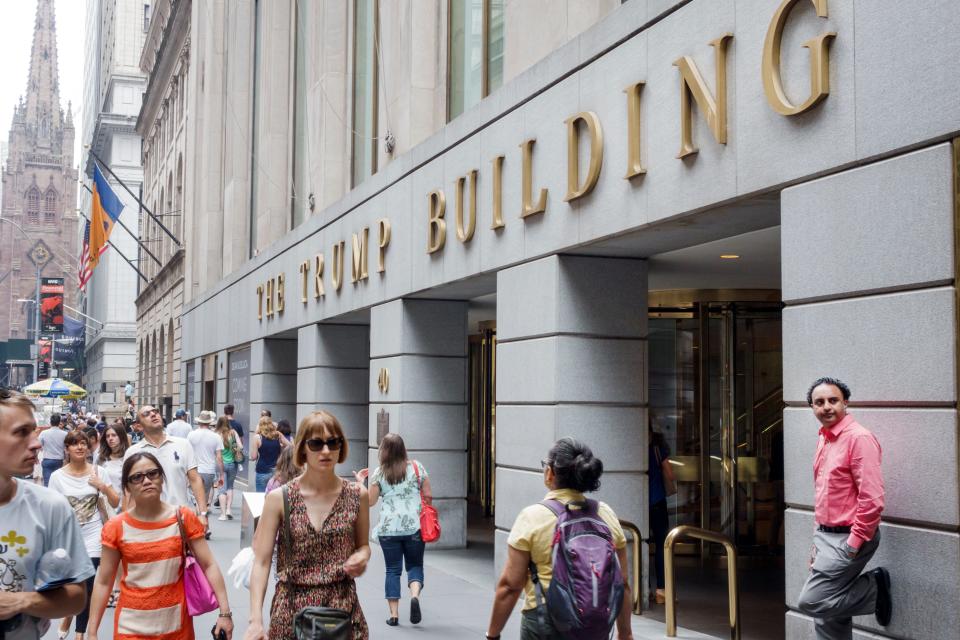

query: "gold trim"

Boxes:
[953, 139, 960, 422]
[649, 289, 781, 307]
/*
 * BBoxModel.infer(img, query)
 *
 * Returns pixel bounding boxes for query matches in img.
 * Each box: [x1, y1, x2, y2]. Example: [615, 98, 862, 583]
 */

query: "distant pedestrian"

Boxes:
[648, 427, 675, 605]
[215, 416, 243, 520]
[244, 410, 370, 640]
[39, 412, 68, 485]
[224, 404, 244, 444]
[276, 419, 292, 445]
[188, 411, 225, 520]
[87, 452, 234, 640]
[250, 416, 288, 492]
[167, 409, 192, 438]
[355, 433, 430, 627]
[124, 405, 209, 527]
[486, 438, 633, 640]
[49, 431, 120, 640]
[123, 381, 133, 403]
[264, 447, 299, 494]
[797, 377, 890, 638]
[0, 389, 93, 639]
[82, 428, 99, 464]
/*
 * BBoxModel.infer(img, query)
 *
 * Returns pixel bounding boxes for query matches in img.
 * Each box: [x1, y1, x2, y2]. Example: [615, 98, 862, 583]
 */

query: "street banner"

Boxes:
[40, 277, 64, 333]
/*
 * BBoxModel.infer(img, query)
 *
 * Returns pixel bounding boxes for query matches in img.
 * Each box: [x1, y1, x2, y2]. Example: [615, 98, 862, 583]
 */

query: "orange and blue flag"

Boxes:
[88, 164, 123, 270]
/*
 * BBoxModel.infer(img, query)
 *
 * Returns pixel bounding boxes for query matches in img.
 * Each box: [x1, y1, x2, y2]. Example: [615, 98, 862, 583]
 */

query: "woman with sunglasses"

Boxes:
[245, 411, 370, 640]
[86, 452, 234, 640]
[48, 430, 120, 640]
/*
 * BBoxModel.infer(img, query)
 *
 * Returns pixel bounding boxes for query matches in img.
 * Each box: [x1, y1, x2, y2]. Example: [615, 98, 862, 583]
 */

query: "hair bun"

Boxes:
[573, 452, 603, 492]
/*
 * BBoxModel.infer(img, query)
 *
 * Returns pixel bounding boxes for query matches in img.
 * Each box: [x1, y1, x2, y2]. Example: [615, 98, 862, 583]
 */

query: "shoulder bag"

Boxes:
[412, 461, 440, 543]
[232, 434, 245, 464]
[282, 485, 354, 640]
[176, 508, 219, 615]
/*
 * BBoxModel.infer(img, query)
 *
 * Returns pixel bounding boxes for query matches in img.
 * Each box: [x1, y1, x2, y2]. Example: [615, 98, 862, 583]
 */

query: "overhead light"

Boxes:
[720, 254, 740, 259]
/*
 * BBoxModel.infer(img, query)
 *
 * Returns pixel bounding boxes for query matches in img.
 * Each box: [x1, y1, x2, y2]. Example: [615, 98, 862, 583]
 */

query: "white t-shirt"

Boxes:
[38, 427, 67, 462]
[187, 428, 224, 475]
[47, 466, 110, 558]
[99, 457, 124, 496]
[166, 419, 192, 438]
[124, 436, 197, 508]
[0, 480, 95, 640]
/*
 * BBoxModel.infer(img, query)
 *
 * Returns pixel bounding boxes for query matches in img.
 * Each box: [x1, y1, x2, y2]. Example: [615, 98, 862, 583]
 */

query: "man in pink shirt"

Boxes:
[797, 377, 891, 638]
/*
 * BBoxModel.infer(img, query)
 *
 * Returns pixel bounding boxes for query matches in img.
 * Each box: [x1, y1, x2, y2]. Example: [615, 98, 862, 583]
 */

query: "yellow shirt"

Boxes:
[506, 488, 627, 611]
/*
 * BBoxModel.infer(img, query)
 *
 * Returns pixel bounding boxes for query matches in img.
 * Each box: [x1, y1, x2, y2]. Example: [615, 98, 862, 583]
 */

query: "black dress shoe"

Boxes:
[386, 617, 399, 627]
[410, 597, 421, 625]
[871, 567, 892, 626]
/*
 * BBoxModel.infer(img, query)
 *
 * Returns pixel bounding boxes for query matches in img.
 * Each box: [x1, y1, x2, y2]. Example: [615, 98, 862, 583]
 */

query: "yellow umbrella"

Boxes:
[24, 378, 87, 400]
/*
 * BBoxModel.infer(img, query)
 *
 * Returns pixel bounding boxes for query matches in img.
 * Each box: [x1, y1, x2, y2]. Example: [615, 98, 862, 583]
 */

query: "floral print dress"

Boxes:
[269, 479, 368, 640]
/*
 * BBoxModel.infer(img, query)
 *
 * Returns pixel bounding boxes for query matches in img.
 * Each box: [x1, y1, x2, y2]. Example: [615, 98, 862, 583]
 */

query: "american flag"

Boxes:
[78, 220, 107, 291]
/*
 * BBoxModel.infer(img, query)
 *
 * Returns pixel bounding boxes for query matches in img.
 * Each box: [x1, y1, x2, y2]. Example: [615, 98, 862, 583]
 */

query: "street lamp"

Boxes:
[0, 217, 42, 383]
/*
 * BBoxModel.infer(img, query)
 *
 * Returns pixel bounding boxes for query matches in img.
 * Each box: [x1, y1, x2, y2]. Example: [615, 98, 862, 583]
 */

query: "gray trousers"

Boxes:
[797, 529, 880, 640]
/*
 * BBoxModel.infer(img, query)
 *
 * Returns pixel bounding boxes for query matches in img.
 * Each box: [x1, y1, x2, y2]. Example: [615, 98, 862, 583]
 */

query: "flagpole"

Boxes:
[79, 182, 162, 267]
[85, 147, 182, 247]
[76, 209, 149, 283]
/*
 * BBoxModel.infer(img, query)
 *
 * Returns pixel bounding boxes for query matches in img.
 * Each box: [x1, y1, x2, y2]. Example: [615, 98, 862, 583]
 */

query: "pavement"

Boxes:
[43, 501, 714, 640]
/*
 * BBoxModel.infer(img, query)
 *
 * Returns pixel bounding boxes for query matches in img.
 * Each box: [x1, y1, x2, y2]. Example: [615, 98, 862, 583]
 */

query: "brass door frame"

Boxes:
[468, 322, 497, 516]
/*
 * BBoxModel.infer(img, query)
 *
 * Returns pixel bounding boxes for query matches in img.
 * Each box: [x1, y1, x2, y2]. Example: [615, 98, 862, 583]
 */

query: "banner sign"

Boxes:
[227, 347, 251, 442]
[40, 277, 64, 334]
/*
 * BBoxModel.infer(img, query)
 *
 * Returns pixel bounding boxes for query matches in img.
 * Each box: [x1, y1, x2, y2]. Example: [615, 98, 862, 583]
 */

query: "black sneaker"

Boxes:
[410, 597, 421, 625]
[386, 617, 398, 627]
[872, 568, 892, 626]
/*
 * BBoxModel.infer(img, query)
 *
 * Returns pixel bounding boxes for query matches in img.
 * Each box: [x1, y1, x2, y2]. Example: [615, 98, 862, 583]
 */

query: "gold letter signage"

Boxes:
[674, 34, 733, 159]
[427, 190, 447, 254]
[762, 0, 836, 116]
[564, 112, 604, 202]
[455, 170, 478, 242]
[520, 139, 548, 218]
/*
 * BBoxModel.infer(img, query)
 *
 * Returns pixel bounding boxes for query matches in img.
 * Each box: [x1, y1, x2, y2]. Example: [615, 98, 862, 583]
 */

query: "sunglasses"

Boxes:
[306, 436, 344, 452]
[128, 468, 163, 485]
[139, 408, 160, 417]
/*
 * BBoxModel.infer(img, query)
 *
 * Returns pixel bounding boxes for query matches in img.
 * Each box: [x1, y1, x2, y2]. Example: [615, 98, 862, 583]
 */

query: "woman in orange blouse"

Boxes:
[86, 452, 234, 640]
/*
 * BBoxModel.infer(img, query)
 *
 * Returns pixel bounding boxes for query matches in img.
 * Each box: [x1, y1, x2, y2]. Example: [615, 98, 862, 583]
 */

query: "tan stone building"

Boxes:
[134, 0, 189, 417]
[0, 0, 79, 386]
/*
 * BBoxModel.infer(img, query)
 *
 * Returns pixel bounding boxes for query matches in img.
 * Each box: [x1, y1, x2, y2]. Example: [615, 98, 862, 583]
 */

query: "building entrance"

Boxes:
[648, 290, 785, 639]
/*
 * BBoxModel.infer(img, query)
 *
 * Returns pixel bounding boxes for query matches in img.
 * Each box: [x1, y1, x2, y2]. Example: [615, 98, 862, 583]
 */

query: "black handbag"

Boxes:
[283, 485, 354, 640]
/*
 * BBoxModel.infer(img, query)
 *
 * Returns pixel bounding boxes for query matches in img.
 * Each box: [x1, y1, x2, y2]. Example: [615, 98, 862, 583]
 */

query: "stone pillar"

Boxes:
[781, 143, 960, 639]
[215, 349, 228, 416]
[494, 255, 648, 576]
[297, 324, 370, 477]
[249, 338, 298, 431]
[369, 299, 469, 548]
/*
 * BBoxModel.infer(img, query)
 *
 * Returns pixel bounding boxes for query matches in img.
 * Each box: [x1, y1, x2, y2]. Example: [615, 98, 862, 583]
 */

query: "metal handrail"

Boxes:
[618, 519, 643, 614]
[664, 525, 740, 640]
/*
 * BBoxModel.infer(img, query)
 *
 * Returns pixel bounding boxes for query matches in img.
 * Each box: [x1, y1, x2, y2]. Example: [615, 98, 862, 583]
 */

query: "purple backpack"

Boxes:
[529, 499, 625, 639]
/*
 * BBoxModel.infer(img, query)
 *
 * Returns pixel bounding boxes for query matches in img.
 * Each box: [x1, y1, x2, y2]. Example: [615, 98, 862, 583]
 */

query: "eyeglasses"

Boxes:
[540, 459, 551, 470]
[127, 468, 163, 485]
[306, 436, 344, 452]
[139, 408, 160, 417]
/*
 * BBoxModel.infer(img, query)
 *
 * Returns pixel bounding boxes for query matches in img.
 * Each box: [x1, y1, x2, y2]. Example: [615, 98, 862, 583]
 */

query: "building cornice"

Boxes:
[136, 0, 190, 136]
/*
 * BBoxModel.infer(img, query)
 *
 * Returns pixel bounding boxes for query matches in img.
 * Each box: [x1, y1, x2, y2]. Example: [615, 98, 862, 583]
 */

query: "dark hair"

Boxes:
[86, 417, 98, 429]
[63, 429, 89, 451]
[98, 422, 130, 462]
[277, 419, 292, 437]
[260, 409, 272, 418]
[806, 377, 851, 406]
[224, 404, 234, 415]
[546, 437, 603, 493]
[121, 452, 166, 490]
[50, 413, 61, 427]
[378, 433, 409, 486]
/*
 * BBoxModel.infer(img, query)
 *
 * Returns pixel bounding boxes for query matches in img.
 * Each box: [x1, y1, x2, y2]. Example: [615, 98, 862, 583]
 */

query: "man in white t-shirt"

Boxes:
[187, 410, 224, 518]
[37, 414, 67, 486]
[0, 389, 92, 640]
[166, 408, 192, 438]
[124, 405, 209, 527]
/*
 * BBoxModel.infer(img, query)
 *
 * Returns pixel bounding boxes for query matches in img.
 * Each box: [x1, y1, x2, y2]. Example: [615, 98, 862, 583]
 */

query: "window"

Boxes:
[351, 0, 378, 187]
[291, 0, 309, 227]
[26, 187, 40, 223]
[249, 0, 263, 256]
[448, 0, 503, 121]
[143, 3, 151, 32]
[43, 189, 57, 221]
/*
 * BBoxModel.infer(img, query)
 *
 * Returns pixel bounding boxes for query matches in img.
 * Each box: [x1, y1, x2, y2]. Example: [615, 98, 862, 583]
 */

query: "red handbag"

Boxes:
[412, 461, 440, 543]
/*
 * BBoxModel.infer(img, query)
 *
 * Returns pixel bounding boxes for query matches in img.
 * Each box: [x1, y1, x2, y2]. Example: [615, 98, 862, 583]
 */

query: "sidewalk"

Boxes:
[46, 506, 713, 640]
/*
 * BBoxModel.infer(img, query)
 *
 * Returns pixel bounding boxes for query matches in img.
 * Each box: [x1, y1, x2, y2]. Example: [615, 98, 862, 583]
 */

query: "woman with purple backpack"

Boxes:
[485, 438, 634, 640]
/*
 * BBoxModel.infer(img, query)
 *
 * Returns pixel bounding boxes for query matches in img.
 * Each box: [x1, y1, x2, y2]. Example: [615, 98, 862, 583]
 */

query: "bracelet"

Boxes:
[485, 635, 500, 639]
[218, 612, 232, 618]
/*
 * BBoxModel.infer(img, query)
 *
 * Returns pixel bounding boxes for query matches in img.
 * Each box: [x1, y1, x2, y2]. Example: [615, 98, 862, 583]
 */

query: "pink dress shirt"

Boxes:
[813, 414, 884, 550]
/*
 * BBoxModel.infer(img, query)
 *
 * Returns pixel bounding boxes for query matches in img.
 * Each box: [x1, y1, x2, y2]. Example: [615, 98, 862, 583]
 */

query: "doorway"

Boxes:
[467, 321, 496, 541]
[647, 290, 785, 639]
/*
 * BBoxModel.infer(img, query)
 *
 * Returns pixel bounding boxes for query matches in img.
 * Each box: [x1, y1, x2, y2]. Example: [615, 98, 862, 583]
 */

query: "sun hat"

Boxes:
[195, 410, 218, 425]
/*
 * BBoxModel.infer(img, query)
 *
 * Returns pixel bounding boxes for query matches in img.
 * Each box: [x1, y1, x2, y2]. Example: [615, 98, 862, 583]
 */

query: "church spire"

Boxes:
[24, 0, 62, 145]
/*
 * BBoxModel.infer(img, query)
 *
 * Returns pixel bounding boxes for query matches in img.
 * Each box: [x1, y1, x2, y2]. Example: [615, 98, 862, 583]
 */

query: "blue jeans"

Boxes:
[255, 471, 273, 493]
[219, 462, 238, 497]
[380, 532, 425, 599]
[41, 459, 62, 486]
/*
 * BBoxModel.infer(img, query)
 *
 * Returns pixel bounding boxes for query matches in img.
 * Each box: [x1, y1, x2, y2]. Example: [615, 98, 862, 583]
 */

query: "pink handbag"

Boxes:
[176, 508, 219, 615]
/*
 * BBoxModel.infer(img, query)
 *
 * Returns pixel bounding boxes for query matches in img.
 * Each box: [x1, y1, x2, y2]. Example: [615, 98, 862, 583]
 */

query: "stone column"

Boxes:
[249, 338, 298, 431]
[369, 299, 469, 548]
[494, 255, 648, 575]
[297, 324, 370, 476]
[215, 348, 228, 416]
[781, 143, 960, 639]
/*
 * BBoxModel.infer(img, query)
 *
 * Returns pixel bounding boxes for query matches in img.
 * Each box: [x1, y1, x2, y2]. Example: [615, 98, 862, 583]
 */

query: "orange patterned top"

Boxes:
[101, 507, 204, 640]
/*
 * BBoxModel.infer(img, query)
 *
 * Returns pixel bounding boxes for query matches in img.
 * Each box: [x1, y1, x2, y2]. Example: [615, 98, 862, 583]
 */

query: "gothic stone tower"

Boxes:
[0, 0, 79, 381]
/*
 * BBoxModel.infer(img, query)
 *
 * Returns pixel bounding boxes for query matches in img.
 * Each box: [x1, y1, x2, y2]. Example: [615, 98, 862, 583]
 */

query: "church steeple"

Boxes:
[23, 0, 62, 149]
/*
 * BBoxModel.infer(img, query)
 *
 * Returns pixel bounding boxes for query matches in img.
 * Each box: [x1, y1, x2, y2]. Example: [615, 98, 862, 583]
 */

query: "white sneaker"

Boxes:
[218, 514, 228, 521]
